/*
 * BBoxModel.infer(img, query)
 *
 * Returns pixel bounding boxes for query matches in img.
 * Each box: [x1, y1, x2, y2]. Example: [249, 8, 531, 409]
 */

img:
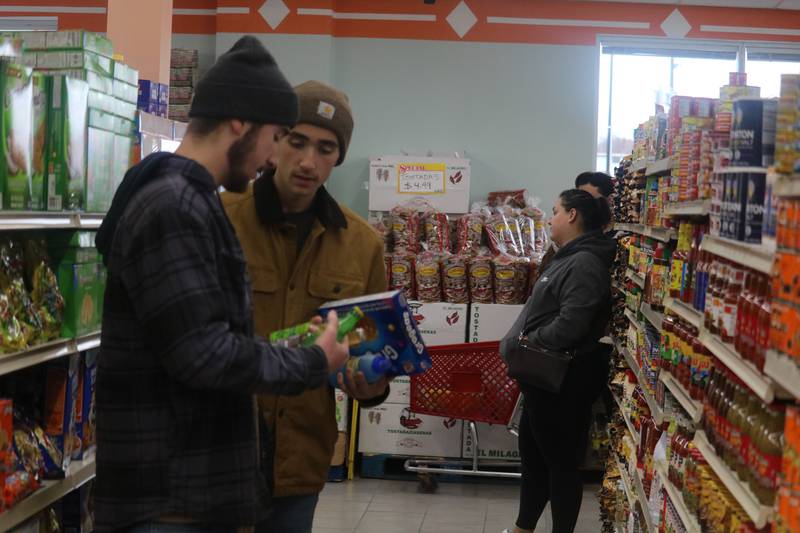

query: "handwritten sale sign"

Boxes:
[369, 156, 470, 213]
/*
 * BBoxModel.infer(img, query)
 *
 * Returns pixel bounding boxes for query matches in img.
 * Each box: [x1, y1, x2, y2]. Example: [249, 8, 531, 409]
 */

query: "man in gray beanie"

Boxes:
[223, 80, 388, 533]
[94, 38, 350, 533]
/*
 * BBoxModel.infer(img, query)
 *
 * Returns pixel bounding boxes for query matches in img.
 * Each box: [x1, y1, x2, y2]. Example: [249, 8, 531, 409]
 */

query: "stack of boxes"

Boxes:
[169, 48, 199, 122]
[137, 79, 169, 118]
[0, 30, 138, 213]
[775, 74, 800, 175]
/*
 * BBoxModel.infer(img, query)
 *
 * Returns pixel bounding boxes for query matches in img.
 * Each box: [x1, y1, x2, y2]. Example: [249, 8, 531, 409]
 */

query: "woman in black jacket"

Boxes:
[502, 189, 615, 533]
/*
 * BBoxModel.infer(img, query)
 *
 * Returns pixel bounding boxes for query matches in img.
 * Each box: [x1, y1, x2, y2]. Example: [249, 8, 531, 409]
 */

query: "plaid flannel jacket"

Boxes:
[95, 155, 328, 531]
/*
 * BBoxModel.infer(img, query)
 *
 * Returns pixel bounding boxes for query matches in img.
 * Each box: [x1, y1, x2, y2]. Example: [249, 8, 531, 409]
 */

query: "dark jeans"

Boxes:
[255, 494, 320, 533]
[515, 348, 609, 533]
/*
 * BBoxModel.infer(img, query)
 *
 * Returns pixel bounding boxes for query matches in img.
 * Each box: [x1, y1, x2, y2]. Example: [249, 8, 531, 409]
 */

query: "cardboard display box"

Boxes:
[462, 421, 520, 461]
[469, 303, 524, 343]
[358, 402, 462, 457]
[407, 301, 468, 347]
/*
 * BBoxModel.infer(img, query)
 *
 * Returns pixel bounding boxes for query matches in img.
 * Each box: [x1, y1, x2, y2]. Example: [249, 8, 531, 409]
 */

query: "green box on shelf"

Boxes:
[95, 262, 106, 328]
[36, 51, 112, 78]
[45, 30, 113, 59]
[37, 68, 113, 95]
[0, 60, 34, 210]
[31, 73, 50, 211]
[112, 61, 139, 86]
[57, 261, 99, 338]
[85, 126, 114, 213]
[48, 75, 88, 211]
[48, 231, 100, 265]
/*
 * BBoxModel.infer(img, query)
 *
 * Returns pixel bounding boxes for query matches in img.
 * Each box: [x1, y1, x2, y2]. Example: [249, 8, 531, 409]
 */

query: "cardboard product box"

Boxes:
[111, 134, 132, 193]
[171, 48, 199, 68]
[407, 301, 468, 346]
[36, 51, 112, 78]
[88, 108, 116, 132]
[30, 73, 50, 211]
[116, 99, 137, 121]
[112, 61, 139, 86]
[144, 101, 159, 116]
[169, 85, 192, 105]
[169, 104, 189, 122]
[38, 68, 113, 95]
[43, 353, 81, 472]
[45, 30, 113, 58]
[0, 61, 34, 210]
[88, 89, 115, 115]
[158, 103, 168, 119]
[112, 79, 138, 104]
[48, 75, 89, 211]
[158, 82, 169, 105]
[15, 31, 47, 51]
[85, 127, 114, 213]
[20, 53, 37, 68]
[0, 34, 23, 59]
[462, 422, 519, 461]
[385, 375, 411, 404]
[170, 67, 197, 87]
[331, 389, 349, 466]
[469, 303, 524, 343]
[138, 80, 158, 107]
[358, 403, 462, 457]
[73, 350, 97, 461]
[56, 261, 99, 338]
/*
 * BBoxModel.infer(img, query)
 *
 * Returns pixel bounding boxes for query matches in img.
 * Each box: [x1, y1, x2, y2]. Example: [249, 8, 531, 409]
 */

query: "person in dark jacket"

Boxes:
[504, 189, 616, 533]
[94, 37, 350, 533]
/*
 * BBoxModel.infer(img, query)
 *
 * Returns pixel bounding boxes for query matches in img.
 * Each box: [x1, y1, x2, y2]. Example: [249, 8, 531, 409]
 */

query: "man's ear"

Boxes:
[229, 119, 246, 137]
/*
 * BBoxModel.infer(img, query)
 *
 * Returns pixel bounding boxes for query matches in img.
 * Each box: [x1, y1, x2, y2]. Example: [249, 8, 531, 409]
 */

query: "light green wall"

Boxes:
[174, 33, 600, 215]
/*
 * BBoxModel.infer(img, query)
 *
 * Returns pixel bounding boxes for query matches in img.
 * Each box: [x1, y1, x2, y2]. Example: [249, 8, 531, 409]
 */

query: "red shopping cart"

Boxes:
[404, 341, 523, 489]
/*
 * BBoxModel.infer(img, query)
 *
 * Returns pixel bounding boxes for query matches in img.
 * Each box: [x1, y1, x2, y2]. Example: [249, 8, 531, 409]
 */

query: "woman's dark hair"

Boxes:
[575, 171, 614, 198]
[559, 189, 612, 232]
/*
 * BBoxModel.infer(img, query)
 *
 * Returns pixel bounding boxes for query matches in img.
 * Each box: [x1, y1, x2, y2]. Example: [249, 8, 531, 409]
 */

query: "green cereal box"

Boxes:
[31, 73, 50, 211]
[48, 231, 99, 265]
[85, 127, 114, 213]
[0, 61, 34, 210]
[37, 51, 112, 78]
[57, 261, 99, 338]
[111, 134, 132, 193]
[45, 31, 113, 59]
[37, 68, 112, 95]
[48, 75, 88, 211]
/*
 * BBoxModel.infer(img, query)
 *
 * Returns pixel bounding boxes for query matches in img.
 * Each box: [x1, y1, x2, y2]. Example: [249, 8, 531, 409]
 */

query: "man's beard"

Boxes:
[225, 125, 263, 193]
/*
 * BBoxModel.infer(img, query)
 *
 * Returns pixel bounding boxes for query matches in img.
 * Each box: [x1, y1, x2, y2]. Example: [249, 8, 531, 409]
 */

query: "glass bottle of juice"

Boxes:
[755, 275, 772, 371]
[721, 266, 744, 344]
[735, 271, 753, 358]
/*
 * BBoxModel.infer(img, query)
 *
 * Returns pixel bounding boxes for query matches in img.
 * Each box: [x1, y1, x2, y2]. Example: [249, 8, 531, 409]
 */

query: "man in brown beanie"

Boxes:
[223, 80, 388, 533]
[95, 40, 350, 533]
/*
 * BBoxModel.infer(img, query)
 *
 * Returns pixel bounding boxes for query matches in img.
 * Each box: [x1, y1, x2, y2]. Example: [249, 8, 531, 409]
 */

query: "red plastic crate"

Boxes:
[410, 341, 520, 425]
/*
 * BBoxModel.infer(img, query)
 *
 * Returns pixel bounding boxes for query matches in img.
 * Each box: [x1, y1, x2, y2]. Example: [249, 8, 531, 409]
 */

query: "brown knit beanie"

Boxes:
[295, 81, 353, 166]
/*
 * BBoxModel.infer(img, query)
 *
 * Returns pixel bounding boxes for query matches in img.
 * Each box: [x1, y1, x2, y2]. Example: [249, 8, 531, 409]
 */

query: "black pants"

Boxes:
[515, 347, 609, 533]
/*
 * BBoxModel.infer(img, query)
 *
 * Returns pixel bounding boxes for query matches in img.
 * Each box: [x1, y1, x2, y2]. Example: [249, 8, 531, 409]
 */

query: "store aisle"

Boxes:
[313, 478, 601, 533]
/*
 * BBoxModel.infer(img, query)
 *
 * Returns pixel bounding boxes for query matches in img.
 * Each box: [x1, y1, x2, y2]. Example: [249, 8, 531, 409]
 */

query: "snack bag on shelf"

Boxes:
[368, 211, 392, 253]
[442, 253, 469, 304]
[485, 210, 523, 257]
[24, 238, 64, 342]
[414, 252, 442, 303]
[42, 353, 80, 474]
[422, 208, 451, 253]
[389, 251, 416, 302]
[0, 239, 40, 348]
[390, 204, 421, 253]
[494, 254, 529, 305]
[455, 210, 485, 256]
[468, 252, 493, 303]
[382, 253, 392, 290]
[488, 189, 527, 209]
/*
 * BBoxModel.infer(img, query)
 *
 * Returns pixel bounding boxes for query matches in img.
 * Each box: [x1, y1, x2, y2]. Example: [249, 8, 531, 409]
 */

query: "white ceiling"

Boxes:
[580, 0, 800, 9]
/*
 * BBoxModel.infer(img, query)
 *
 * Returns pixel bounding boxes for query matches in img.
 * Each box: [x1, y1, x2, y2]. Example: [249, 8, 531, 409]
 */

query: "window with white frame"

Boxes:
[596, 39, 800, 174]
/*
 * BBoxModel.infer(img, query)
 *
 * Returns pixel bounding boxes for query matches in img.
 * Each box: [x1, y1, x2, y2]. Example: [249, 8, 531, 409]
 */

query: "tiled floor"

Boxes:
[314, 477, 601, 533]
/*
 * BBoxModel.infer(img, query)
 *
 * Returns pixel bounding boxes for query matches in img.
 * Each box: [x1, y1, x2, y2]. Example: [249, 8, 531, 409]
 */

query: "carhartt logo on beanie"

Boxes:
[190, 36, 297, 126]
[295, 81, 354, 166]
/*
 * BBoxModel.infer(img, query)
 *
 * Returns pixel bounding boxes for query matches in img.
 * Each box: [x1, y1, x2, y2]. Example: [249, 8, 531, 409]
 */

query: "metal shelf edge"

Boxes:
[700, 235, 775, 275]
[764, 350, 800, 402]
[663, 297, 704, 329]
[659, 371, 703, 423]
[693, 431, 771, 529]
[699, 329, 775, 404]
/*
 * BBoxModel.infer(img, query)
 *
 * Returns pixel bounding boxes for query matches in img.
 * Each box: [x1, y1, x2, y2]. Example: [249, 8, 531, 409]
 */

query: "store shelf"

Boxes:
[663, 296, 704, 330]
[664, 200, 711, 217]
[615, 223, 676, 243]
[632, 159, 647, 173]
[0, 458, 95, 531]
[764, 350, 800, 402]
[699, 329, 779, 404]
[640, 303, 664, 330]
[617, 339, 664, 425]
[700, 235, 775, 275]
[0, 332, 100, 378]
[646, 157, 672, 176]
[632, 466, 656, 533]
[626, 268, 645, 289]
[693, 431, 772, 529]
[659, 371, 703, 423]
[655, 461, 702, 533]
[774, 175, 800, 197]
[611, 389, 641, 446]
[625, 308, 641, 330]
[0, 212, 104, 230]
